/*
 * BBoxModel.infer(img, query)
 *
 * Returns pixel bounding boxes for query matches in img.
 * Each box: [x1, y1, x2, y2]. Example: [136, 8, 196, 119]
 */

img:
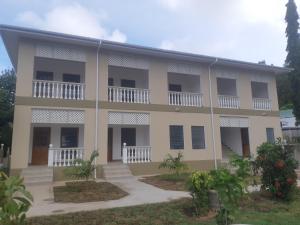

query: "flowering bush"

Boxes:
[255, 140, 298, 200]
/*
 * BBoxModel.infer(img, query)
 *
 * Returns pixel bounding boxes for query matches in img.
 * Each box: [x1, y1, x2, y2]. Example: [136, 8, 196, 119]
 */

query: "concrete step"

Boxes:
[103, 163, 134, 180]
[21, 166, 53, 185]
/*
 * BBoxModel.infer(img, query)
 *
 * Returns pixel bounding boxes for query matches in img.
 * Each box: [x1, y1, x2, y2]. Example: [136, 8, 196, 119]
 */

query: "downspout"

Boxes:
[208, 58, 218, 169]
[94, 40, 102, 179]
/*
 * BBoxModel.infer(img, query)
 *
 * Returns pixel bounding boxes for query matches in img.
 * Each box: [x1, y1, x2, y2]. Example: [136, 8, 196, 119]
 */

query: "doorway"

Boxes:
[241, 128, 250, 157]
[107, 127, 113, 162]
[31, 127, 51, 165]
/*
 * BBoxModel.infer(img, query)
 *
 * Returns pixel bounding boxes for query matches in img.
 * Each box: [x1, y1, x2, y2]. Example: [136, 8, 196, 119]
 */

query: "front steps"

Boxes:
[21, 166, 53, 185]
[103, 163, 134, 180]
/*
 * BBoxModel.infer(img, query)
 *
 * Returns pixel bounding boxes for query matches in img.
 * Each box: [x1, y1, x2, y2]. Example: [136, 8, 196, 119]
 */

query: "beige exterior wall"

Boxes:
[9, 38, 282, 176]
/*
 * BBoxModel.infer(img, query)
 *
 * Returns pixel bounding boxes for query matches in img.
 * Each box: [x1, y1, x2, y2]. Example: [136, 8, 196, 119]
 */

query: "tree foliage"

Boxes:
[0, 69, 16, 149]
[0, 171, 33, 225]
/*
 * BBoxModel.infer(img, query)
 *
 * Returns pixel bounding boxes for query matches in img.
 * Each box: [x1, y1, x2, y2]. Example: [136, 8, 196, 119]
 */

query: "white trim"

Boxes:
[108, 54, 149, 70]
[220, 116, 249, 128]
[108, 112, 150, 125]
[32, 109, 84, 124]
[36, 43, 86, 62]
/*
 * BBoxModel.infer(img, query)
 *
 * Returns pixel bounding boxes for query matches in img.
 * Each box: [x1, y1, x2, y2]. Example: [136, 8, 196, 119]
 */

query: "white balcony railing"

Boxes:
[122, 143, 151, 163]
[253, 98, 272, 110]
[48, 145, 84, 167]
[108, 86, 150, 104]
[33, 80, 85, 100]
[218, 95, 240, 109]
[168, 91, 203, 107]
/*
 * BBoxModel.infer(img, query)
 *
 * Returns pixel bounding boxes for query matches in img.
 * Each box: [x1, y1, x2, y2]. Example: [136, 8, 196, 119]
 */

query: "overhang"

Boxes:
[0, 24, 292, 74]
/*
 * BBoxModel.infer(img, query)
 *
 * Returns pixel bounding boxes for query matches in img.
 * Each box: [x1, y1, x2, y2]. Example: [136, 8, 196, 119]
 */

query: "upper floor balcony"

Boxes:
[32, 58, 85, 100]
[168, 73, 203, 107]
[107, 66, 150, 104]
[251, 81, 271, 110]
[217, 77, 240, 109]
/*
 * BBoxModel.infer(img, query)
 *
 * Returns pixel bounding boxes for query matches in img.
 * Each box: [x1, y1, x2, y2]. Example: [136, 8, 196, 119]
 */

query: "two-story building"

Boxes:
[0, 24, 290, 181]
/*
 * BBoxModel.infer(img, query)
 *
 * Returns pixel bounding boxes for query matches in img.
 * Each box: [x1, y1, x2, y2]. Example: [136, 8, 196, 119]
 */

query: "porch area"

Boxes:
[168, 73, 203, 107]
[30, 109, 85, 167]
[217, 77, 240, 109]
[32, 57, 86, 100]
[108, 66, 150, 104]
[220, 117, 250, 160]
[108, 112, 151, 163]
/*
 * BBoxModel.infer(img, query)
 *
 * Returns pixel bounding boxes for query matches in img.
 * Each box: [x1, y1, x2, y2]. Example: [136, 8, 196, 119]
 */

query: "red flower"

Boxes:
[274, 160, 285, 169]
[287, 178, 295, 185]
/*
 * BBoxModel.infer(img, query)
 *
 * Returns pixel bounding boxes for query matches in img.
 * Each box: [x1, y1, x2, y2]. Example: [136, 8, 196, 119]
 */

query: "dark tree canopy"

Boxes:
[0, 69, 16, 149]
[285, 0, 300, 68]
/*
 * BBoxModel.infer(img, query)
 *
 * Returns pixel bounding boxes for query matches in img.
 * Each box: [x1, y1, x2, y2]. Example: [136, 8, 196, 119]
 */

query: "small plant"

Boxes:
[65, 151, 99, 181]
[188, 171, 212, 216]
[0, 171, 33, 225]
[209, 168, 244, 225]
[255, 139, 298, 200]
[159, 152, 188, 176]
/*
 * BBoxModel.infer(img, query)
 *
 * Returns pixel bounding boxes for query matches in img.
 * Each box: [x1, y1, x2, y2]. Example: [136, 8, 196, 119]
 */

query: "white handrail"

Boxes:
[122, 143, 151, 163]
[218, 95, 240, 109]
[168, 91, 203, 107]
[48, 145, 84, 167]
[108, 86, 150, 104]
[33, 80, 85, 100]
[253, 98, 271, 110]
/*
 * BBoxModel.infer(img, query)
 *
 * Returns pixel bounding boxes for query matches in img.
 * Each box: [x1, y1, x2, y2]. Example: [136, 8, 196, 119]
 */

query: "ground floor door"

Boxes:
[241, 128, 250, 157]
[107, 127, 113, 162]
[31, 127, 51, 165]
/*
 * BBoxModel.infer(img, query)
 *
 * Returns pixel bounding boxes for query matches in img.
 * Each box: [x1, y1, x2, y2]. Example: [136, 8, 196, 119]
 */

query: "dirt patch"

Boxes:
[53, 181, 128, 203]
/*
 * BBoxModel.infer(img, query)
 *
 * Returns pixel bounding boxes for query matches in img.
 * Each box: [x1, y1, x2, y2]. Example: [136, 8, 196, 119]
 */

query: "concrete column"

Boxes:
[10, 106, 32, 169]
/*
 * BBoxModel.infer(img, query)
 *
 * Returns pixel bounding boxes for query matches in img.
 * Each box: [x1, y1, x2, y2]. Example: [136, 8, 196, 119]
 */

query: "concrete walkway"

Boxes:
[26, 177, 190, 217]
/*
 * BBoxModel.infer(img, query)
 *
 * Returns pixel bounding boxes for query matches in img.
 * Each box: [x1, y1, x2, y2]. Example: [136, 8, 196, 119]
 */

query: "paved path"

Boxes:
[26, 177, 190, 217]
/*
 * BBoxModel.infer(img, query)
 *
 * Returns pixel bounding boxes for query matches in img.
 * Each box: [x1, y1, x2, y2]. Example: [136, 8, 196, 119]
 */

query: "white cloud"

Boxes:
[17, 3, 127, 42]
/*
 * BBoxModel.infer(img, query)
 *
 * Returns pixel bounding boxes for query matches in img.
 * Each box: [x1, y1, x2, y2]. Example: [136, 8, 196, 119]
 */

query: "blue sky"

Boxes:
[0, 0, 298, 71]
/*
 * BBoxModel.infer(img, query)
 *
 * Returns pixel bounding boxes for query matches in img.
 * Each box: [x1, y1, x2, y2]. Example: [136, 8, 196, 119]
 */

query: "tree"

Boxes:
[285, 0, 300, 124]
[285, 0, 300, 69]
[0, 69, 16, 150]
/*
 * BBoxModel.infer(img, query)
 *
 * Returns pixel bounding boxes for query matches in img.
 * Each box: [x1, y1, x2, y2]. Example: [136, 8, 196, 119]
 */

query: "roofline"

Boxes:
[0, 24, 292, 74]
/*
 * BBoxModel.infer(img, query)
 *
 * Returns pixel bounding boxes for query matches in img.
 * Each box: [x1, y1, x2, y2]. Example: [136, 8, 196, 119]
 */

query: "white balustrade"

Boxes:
[253, 98, 271, 110]
[48, 145, 84, 167]
[33, 80, 85, 100]
[218, 95, 240, 109]
[108, 86, 150, 104]
[122, 143, 151, 163]
[169, 91, 203, 107]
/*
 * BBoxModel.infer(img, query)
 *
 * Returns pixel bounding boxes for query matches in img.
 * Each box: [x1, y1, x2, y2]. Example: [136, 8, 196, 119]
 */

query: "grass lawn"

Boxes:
[53, 181, 128, 203]
[139, 173, 191, 191]
[27, 189, 300, 225]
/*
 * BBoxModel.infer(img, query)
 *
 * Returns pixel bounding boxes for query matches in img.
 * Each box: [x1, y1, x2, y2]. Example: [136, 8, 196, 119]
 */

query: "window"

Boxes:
[169, 84, 182, 92]
[36, 71, 53, 80]
[251, 81, 268, 98]
[63, 74, 80, 83]
[108, 78, 114, 86]
[191, 126, 205, 149]
[266, 128, 275, 143]
[61, 128, 79, 148]
[217, 78, 237, 96]
[169, 125, 184, 149]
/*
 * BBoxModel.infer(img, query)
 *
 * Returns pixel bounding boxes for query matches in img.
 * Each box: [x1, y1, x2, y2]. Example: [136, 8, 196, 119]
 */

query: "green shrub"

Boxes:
[159, 152, 188, 176]
[64, 151, 99, 181]
[0, 171, 33, 225]
[255, 140, 298, 200]
[188, 171, 212, 216]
